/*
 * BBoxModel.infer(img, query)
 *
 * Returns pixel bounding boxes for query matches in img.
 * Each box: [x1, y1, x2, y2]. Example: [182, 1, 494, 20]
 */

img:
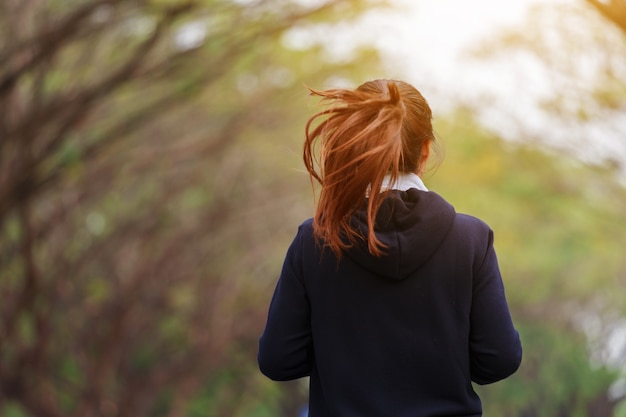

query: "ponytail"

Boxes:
[303, 79, 433, 259]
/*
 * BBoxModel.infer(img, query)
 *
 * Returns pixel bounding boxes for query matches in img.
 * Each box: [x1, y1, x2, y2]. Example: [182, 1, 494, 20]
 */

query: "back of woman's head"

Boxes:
[303, 79, 435, 258]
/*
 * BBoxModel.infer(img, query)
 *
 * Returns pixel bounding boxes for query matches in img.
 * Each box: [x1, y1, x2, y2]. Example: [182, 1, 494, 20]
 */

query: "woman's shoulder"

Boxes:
[296, 218, 315, 236]
[454, 212, 491, 231]
[449, 212, 495, 249]
[291, 219, 317, 250]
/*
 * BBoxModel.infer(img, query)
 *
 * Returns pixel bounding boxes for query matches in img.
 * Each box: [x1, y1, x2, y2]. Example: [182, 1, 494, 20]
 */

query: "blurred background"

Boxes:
[1, 0, 626, 416]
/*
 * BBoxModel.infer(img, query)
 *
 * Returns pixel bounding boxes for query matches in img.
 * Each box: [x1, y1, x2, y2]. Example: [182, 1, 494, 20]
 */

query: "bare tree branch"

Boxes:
[0, 0, 124, 95]
[0, 0, 380, 415]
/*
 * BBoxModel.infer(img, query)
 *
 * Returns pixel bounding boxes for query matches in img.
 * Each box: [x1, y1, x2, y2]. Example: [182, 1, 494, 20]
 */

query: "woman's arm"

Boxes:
[469, 229, 522, 385]
[258, 228, 313, 381]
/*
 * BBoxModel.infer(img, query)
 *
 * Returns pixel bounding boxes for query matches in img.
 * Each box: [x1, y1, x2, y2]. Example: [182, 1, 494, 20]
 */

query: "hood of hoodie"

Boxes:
[345, 189, 456, 280]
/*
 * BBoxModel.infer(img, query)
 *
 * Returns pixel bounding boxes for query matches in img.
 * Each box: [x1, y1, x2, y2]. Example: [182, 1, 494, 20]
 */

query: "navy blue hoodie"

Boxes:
[258, 189, 522, 417]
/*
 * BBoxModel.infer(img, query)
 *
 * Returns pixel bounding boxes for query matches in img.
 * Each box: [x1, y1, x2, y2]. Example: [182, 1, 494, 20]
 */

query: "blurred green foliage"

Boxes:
[429, 110, 626, 416]
[0, 0, 387, 415]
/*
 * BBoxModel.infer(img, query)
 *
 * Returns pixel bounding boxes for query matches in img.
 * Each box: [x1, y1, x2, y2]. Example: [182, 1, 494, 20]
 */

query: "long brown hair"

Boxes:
[303, 79, 435, 258]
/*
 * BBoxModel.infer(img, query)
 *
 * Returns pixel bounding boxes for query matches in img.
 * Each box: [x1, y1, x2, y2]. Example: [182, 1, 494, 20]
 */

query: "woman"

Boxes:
[258, 79, 522, 417]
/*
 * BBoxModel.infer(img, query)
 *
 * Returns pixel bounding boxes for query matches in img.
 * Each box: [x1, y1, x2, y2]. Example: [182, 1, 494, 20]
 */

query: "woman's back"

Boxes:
[259, 189, 521, 416]
[258, 79, 522, 416]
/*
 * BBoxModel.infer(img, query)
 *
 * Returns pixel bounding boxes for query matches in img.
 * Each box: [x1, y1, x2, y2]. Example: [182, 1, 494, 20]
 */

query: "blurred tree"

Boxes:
[460, 11, 626, 415]
[466, 1, 626, 178]
[429, 111, 626, 417]
[469, 0, 626, 361]
[0, 0, 386, 416]
[422, 2, 626, 410]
